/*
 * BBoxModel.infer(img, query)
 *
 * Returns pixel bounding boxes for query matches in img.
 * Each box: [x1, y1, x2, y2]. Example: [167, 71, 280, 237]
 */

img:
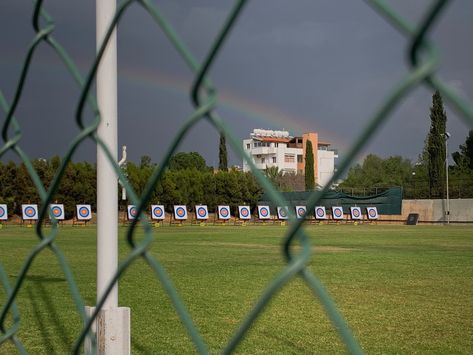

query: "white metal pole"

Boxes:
[445, 134, 450, 224]
[96, 0, 118, 310]
[89, 3, 130, 354]
[118, 146, 127, 201]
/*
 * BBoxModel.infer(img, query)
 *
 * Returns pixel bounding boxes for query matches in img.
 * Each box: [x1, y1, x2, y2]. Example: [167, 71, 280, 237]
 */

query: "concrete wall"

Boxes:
[381, 199, 473, 223]
[318, 149, 336, 187]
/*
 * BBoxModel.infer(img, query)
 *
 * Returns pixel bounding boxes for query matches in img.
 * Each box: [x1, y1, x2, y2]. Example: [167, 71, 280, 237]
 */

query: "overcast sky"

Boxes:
[1, 1, 472, 169]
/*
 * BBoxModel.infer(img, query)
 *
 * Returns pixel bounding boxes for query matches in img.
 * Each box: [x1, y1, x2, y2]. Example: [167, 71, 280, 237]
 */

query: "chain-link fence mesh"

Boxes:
[1, 0, 473, 354]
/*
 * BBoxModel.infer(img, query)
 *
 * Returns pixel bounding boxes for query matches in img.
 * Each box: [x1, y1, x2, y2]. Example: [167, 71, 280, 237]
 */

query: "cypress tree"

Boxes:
[218, 134, 228, 171]
[304, 140, 315, 190]
[426, 90, 447, 198]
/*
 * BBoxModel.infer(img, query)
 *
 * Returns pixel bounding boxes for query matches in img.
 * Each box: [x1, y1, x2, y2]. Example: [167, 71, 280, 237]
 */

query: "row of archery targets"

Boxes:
[0, 204, 379, 225]
[0, 204, 93, 225]
[128, 204, 379, 225]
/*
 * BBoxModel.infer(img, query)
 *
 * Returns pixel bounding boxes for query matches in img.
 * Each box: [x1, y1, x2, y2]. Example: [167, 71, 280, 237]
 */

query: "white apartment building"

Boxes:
[242, 129, 338, 187]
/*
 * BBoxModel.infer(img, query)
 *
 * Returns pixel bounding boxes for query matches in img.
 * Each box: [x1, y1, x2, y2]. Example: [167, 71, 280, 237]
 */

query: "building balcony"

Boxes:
[250, 147, 277, 155]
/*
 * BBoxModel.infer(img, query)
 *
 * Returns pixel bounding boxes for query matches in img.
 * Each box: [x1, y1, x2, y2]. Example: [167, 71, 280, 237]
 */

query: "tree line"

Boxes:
[0, 153, 262, 220]
[339, 107, 473, 201]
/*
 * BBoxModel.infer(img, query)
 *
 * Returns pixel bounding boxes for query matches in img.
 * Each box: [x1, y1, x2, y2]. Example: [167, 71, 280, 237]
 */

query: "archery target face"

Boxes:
[76, 205, 92, 220]
[0, 204, 7, 220]
[22, 204, 38, 220]
[350, 207, 362, 220]
[277, 206, 288, 220]
[174, 205, 188, 220]
[367, 207, 379, 219]
[196, 205, 209, 220]
[238, 206, 251, 220]
[127, 205, 138, 220]
[315, 206, 327, 219]
[218, 206, 231, 220]
[258, 206, 270, 219]
[50, 204, 65, 220]
[296, 206, 307, 219]
[151, 205, 165, 220]
[332, 206, 344, 220]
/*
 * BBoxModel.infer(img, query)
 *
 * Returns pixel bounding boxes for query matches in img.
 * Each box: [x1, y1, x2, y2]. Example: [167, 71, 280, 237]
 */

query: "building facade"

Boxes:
[242, 129, 338, 187]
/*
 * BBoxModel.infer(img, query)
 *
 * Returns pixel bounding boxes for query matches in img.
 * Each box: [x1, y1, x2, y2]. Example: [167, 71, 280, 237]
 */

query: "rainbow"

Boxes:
[2, 52, 343, 148]
[118, 66, 341, 144]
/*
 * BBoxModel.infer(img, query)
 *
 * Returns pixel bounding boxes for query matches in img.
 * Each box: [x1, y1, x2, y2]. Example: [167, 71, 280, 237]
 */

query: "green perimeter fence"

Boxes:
[260, 187, 402, 215]
[1, 1, 473, 354]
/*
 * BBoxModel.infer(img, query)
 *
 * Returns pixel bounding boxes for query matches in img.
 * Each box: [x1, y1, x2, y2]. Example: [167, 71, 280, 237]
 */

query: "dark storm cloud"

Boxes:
[1, 1, 472, 167]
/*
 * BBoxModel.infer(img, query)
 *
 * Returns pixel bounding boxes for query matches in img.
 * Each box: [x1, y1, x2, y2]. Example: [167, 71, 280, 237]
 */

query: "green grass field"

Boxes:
[0, 224, 472, 354]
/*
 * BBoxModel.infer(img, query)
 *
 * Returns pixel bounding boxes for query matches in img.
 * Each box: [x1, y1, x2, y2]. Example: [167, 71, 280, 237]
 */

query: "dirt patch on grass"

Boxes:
[312, 246, 355, 253]
[291, 245, 355, 253]
[191, 241, 278, 250]
[180, 241, 355, 253]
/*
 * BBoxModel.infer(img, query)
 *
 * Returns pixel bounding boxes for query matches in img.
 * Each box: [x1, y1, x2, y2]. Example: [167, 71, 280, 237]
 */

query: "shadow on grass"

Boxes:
[27, 278, 71, 353]
[131, 336, 149, 354]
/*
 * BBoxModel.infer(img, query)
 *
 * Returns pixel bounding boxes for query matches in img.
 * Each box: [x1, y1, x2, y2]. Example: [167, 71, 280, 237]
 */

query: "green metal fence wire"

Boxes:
[1, 0, 472, 353]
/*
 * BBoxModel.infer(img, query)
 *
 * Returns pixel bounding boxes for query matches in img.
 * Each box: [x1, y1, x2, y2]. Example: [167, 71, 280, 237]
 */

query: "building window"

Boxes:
[261, 158, 265, 164]
[275, 143, 279, 147]
[246, 144, 250, 149]
[254, 142, 257, 148]
[272, 157, 277, 163]
[284, 154, 295, 163]
[297, 155, 303, 163]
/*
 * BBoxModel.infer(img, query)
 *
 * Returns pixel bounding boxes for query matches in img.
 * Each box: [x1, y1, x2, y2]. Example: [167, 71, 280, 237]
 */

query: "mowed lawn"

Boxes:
[0, 224, 472, 354]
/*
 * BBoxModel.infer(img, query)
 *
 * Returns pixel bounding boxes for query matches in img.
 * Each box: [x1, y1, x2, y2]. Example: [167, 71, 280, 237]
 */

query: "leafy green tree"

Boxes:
[169, 152, 207, 171]
[340, 154, 413, 190]
[242, 172, 262, 210]
[126, 156, 155, 197]
[452, 129, 473, 171]
[201, 171, 217, 210]
[187, 169, 205, 207]
[304, 140, 315, 190]
[278, 172, 305, 192]
[156, 170, 180, 208]
[15, 163, 40, 210]
[140, 155, 152, 169]
[218, 134, 228, 171]
[426, 90, 447, 198]
[72, 161, 96, 209]
[264, 166, 282, 188]
[0, 161, 18, 215]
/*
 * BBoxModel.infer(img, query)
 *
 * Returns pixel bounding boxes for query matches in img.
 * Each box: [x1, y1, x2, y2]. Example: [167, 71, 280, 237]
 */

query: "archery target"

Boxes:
[366, 207, 379, 220]
[22, 204, 38, 220]
[296, 206, 307, 219]
[174, 205, 188, 220]
[350, 207, 362, 220]
[76, 205, 92, 220]
[151, 205, 165, 220]
[332, 206, 344, 220]
[0, 204, 8, 220]
[127, 205, 139, 220]
[277, 206, 288, 220]
[195, 205, 209, 220]
[218, 205, 231, 220]
[258, 206, 270, 220]
[238, 206, 251, 220]
[49, 204, 65, 220]
[315, 206, 327, 220]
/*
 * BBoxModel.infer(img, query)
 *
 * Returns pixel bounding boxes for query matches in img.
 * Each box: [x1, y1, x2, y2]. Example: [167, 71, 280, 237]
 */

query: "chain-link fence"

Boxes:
[1, 0, 473, 354]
